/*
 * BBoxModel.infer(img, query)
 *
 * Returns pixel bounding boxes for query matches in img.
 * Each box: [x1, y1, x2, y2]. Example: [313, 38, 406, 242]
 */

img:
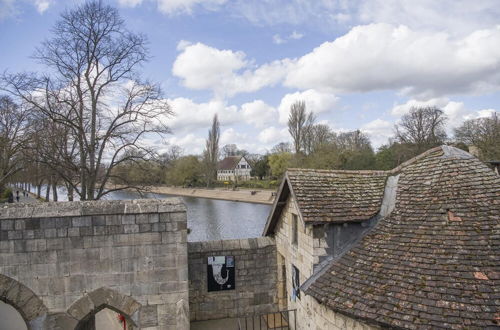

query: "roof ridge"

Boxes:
[287, 168, 387, 175]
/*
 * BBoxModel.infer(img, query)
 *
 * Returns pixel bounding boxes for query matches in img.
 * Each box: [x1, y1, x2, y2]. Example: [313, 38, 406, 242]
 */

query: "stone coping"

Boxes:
[0, 198, 186, 220]
[188, 237, 275, 253]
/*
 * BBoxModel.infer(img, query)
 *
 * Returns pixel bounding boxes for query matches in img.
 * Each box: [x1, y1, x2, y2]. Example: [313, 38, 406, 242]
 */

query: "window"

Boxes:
[291, 264, 300, 301]
[291, 213, 298, 246]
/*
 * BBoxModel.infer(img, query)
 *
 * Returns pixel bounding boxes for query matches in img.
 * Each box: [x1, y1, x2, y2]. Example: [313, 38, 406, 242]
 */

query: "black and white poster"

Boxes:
[207, 256, 235, 292]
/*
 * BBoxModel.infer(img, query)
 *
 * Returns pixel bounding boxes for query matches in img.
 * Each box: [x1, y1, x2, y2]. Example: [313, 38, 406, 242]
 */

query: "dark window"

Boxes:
[292, 213, 298, 246]
[291, 264, 300, 300]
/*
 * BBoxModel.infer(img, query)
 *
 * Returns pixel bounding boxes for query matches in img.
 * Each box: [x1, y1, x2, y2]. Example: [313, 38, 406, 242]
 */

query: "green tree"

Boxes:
[165, 156, 203, 187]
[203, 114, 220, 187]
[250, 155, 270, 179]
[268, 152, 292, 179]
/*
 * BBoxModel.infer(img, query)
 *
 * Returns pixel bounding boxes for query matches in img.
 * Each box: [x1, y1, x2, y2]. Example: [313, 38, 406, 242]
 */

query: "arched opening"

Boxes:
[76, 305, 136, 330]
[68, 287, 141, 330]
[0, 300, 28, 330]
[0, 274, 48, 329]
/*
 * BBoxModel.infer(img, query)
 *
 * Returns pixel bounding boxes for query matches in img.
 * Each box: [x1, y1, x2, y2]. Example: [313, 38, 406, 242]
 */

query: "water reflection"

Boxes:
[27, 185, 271, 242]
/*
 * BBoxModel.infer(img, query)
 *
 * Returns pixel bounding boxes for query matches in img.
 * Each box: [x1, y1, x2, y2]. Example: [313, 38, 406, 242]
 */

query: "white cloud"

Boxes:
[360, 119, 393, 148]
[358, 0, 500, 36]
[172, 42, 290, 97]
[240, 100, 278, 128]
[165, 97, 239, 132]
[273, 31, 304, 44]
[166, 134, 205, 154]
[285, 24, 500, 97]
[290, 31, 304, 40]
[273, 34, 286, 45]
[277, 89, 339, 124]
[0, 0, 53, 19]
[33, 0, 52, 13]
[258, 127, 290, 145]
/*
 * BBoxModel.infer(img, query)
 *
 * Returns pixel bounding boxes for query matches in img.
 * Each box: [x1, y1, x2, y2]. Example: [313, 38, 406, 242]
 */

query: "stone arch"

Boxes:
[0, 274, 48, 329]
[67, 287, 141, 329]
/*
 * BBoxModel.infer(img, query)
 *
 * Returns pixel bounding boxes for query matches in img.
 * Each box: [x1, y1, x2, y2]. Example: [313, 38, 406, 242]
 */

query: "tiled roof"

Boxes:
[287, 169, 387, 224]
[304, 147, 500, 329]
[217, 156, 242, 170]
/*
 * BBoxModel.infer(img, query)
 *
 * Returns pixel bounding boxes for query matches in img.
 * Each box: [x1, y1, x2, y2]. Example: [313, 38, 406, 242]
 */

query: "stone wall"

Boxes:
[0, 199, 189, 330]
[273, 196, 375, 330]
[188, 237, 277, 321]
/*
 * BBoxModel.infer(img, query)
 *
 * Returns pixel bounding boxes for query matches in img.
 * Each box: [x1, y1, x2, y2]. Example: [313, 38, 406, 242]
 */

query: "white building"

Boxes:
[217, 156, 252, 181]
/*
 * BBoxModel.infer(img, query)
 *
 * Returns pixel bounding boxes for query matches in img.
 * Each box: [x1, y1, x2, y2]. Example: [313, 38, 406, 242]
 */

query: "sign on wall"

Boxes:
[207, 256, 235, 292]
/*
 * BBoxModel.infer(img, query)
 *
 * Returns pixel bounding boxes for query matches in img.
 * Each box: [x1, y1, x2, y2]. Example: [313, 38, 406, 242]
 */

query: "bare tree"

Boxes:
[336, 130, 372, 152]
[288, 100, 315, 154]
[395, 106, 447, 152]
[271, 142, 292, 154]
[2, 1, 172, 200]
[455, 112, 500, 160]
[308, 124, 335, 154]
[204, 114, 220, 187]
[0, 96, 31, 191]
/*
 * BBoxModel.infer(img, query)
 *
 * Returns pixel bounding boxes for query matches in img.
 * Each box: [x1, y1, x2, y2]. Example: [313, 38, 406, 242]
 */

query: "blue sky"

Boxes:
[1, 0, 499, 154]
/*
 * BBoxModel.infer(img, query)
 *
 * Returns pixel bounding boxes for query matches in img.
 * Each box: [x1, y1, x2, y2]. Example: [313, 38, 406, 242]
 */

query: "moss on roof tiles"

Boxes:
[304, 146, 500, 329]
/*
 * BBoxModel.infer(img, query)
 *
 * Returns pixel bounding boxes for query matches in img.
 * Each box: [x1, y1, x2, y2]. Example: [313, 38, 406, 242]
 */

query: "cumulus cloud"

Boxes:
[172, 42, 290, 97]
[173, 24, 500, 98]
[284, 24, 500, 97]
[240, 100, 278, 128]
[277, 89, 339, 124]
[258, 127, 290, 145]
[164, 97, 239, 132]
[360, 119, 393, 148]
[285, 24, 500, 95]
[166, 134, 206, 154]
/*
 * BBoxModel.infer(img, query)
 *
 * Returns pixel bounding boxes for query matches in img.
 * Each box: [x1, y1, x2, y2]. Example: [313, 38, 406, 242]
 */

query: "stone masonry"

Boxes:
[188, 237, 278, 322]
[0, 199, 189, 330]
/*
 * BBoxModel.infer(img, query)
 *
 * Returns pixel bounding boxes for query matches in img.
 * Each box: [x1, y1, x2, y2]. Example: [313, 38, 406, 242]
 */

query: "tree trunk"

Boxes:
[45, 183, 50, 202]
[67, 184, 74, 201]
[52, 180, 58, 202]
[37, 182, 42, 198]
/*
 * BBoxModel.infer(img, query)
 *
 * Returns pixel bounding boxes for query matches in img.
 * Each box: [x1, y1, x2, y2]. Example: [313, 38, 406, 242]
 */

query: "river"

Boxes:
[27, 186, 272, 242]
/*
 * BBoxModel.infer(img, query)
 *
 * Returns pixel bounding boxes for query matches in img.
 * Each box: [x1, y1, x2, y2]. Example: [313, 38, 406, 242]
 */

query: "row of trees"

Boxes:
[1, 1, 172, 200]
[112, 104, 499, 188]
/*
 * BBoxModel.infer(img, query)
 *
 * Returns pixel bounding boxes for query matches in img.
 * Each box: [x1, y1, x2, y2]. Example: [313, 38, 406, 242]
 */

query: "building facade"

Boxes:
[217, 156, 252, 181]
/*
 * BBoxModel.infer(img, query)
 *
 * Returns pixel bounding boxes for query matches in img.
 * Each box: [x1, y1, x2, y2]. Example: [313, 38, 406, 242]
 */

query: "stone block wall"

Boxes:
[188, 237, 277, 321]
[0, 199, 189, 330]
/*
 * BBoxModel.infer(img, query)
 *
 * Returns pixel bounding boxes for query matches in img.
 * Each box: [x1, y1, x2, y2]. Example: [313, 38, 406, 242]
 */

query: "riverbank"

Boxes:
[145, 186, 275, 205]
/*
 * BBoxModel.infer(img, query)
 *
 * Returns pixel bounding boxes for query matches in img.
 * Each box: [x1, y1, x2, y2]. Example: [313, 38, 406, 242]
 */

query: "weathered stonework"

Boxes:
[0, 199, 189, 330]
[188, 237, 278, 322]
[273, 196, 376, 330]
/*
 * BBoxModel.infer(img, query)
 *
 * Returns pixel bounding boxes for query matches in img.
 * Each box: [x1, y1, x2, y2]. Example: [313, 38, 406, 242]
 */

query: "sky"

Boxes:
[1, 0, 499, 155]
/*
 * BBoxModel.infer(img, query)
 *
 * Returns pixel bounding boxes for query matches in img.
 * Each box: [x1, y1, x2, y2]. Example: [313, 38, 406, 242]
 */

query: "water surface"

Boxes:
[28, 186, 272, 242]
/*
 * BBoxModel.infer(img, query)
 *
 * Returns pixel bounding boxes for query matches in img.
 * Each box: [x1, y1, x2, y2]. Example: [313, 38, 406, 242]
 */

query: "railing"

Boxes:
[238, 310, 296, 330]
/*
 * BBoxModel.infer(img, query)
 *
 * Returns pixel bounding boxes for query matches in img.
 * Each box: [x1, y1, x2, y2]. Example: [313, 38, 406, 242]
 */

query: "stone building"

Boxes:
[264, 146, 500, 329]
[217, 156, 252, 181]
